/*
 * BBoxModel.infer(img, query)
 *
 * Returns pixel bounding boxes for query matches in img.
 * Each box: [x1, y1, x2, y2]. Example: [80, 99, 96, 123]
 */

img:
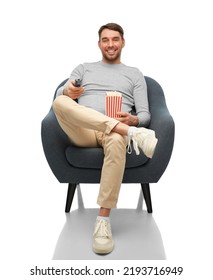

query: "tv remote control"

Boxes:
[74, 79, 82, 87]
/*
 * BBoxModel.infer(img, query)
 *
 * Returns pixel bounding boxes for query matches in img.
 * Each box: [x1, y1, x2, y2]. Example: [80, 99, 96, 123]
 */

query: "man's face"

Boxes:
[98, 29, 125, 64]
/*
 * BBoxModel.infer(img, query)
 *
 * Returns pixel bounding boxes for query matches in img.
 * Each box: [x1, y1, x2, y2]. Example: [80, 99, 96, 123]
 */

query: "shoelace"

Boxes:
[127, 136, 133, 154]
[127, 133, 140, 155]
[93, 220, 111, 239]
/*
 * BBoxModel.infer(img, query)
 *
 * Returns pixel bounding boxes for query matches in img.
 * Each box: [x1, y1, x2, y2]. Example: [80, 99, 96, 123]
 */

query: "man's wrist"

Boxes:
[132, 116, 139, 126]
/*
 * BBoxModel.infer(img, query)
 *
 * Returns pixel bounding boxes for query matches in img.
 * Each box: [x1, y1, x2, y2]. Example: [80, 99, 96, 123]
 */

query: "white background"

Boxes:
[1, 0, 213, 278]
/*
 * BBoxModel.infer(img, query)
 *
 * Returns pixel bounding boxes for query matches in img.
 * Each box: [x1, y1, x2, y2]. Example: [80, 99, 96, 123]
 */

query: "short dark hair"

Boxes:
[98, 23, 124, 40]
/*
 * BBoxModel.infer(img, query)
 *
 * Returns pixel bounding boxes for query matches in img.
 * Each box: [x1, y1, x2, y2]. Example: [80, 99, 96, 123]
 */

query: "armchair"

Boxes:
[41, 76, 175, 213]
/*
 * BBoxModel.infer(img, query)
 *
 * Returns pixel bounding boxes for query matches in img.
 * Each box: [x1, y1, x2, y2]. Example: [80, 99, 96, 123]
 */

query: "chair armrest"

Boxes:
[145, 77, 175, 180]
[41, 107, 71, 181]
[146, 77, 175, 147]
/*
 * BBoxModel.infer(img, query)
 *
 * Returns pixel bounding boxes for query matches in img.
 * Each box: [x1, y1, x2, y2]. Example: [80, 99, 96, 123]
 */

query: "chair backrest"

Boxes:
[53, 79, 68, 100]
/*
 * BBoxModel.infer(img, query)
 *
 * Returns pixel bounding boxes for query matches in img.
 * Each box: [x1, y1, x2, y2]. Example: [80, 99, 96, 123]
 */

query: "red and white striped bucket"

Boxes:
[105, 91, 122, 118]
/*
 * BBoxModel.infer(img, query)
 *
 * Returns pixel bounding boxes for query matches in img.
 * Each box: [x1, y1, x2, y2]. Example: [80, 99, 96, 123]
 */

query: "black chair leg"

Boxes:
[141, 183, 153, 213]
[65, 183, 77, 213]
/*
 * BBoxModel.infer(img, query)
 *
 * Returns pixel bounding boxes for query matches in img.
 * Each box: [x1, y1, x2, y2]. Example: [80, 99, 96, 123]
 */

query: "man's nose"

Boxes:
[108, 39, 113, 47]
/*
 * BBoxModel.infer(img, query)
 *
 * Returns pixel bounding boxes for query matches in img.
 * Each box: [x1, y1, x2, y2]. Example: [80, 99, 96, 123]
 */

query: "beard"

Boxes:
[101, 49, 122, 63]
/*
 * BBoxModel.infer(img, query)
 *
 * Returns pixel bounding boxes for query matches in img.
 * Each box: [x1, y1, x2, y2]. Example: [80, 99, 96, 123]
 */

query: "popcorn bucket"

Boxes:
[105, 91, 122, 118]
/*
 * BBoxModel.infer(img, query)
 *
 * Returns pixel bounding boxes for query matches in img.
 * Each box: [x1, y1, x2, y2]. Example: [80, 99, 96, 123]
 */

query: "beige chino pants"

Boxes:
[53, 95, 127, 208]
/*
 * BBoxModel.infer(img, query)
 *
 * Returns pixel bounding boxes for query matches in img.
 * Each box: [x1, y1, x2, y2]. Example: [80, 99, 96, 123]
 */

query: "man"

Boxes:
[53, 23, 158, 254]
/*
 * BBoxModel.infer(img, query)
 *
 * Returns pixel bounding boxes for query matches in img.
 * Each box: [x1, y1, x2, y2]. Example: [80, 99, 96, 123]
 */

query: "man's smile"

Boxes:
[106, 49, 117, 55]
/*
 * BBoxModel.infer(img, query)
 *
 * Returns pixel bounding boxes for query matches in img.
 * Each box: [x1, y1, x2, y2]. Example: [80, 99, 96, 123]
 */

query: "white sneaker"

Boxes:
[127, 127, 158, 158]
[92, 218, 114, 254]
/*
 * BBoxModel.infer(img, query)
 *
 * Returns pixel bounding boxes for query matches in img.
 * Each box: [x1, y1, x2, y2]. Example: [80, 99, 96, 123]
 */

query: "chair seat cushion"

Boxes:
[65, 146, 149, 169]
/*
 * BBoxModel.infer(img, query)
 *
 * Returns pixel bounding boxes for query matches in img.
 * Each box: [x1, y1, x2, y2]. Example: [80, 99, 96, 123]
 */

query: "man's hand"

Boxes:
[116, 112, 139, 126]
[63, 80, 84, 99]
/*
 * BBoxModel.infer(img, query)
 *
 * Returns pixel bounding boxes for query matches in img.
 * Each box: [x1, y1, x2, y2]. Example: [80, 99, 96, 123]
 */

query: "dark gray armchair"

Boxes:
[41, 76, 175, 213]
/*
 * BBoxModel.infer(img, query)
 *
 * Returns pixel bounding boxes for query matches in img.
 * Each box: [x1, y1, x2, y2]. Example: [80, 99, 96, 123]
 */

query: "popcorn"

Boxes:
[105, 91, 122, 118]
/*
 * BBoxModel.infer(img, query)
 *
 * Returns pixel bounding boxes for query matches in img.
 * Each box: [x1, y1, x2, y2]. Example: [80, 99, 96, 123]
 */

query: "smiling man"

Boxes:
[53, 23, 158, 255]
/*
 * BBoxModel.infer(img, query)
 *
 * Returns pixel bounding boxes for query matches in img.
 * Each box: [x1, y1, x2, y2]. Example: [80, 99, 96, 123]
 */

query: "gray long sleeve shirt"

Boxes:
[57, 61, 150, 127]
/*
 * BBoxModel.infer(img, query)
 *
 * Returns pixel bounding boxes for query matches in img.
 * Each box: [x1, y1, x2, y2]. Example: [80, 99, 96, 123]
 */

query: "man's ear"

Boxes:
[122, 39, 125, 48]
[98, 40, 101, 49]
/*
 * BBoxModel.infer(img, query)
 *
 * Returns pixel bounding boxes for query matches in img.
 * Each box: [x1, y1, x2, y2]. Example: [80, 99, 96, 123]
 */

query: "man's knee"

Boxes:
[111, 132, 126, 145]
[104, 132, 127, 153]
[53, 95, 75, 115]
[53, 95, 64, 115]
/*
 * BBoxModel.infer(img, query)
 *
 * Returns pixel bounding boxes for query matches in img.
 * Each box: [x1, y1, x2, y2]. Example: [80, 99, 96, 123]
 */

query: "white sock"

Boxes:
[97, 216, 110, 221]
[127, 126, 137, 137]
